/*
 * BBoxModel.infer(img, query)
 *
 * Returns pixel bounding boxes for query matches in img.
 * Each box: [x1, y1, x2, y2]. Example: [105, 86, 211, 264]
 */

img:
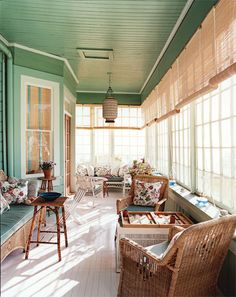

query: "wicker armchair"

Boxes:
[118, 215, 236, 297]
[116, 175, 169, 214]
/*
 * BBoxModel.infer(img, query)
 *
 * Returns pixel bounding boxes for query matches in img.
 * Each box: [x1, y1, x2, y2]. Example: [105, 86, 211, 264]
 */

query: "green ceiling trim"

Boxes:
[12, 47, 64, 77]
[77, 92, 141, 105]
[141, 0, 219, 102]
[63, 65, 77, 97]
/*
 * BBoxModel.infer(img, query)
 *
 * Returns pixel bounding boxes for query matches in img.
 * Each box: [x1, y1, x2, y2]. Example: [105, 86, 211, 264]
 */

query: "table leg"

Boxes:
[55, 207, 62, 261]
[41, 180, 47, 191]
[48, 180, 53, 192]
[103, 182, 105, 198]
[36, 207, 43, 246]
[25, 206, 38, 260]
[62, 206, 68, 247]
[103, 181, 108, 198]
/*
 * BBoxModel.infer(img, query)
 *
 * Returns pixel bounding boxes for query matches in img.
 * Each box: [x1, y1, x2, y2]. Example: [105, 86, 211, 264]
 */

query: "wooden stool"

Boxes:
[37, 177, 56, 192]
[25, 197, 68, 262]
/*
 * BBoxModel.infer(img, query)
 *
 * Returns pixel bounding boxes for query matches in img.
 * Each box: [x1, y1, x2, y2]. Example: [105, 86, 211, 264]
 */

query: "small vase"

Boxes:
[43, 169, 52, 179]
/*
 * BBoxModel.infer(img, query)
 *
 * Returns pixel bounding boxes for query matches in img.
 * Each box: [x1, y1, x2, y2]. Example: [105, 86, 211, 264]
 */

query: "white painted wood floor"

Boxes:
[1, 191, 121, 297]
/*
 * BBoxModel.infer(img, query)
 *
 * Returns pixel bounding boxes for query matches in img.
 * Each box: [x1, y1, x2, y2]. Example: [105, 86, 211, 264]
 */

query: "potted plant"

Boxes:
[129, 159, 152, 178]
[39, 161, 56, 178]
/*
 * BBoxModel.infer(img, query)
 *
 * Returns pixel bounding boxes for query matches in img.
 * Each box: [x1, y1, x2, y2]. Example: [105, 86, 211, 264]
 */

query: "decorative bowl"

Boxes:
[39, 192, 61, 201]
[197, 197, 208, 207]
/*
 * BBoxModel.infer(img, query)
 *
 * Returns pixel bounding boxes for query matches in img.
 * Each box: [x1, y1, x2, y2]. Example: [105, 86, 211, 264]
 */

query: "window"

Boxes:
[114, 129, 145, 164]
[76, 105, 145, 165]
[26, 85, 52, 174]
[22, 76, 60, 177]
[76, 130, 91, 164]
[171, 105, 191, 188]
[146, 124, 156, 167]
[156, 119, 169, 176]
[94, 129, 110, 163]
[195, 76, 236, 211]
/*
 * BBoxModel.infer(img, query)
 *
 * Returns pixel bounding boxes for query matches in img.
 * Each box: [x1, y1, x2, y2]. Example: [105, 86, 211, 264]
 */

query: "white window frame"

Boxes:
[21, 75, 60, 178]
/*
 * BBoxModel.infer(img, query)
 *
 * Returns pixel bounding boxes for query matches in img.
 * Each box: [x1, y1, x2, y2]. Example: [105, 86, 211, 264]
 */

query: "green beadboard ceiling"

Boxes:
[0, 0, 217, 102]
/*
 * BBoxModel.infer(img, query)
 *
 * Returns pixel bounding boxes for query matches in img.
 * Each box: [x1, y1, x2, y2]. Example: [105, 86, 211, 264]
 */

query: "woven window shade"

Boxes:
[169, 62, 179, 109]
[142, 0, 236, 126]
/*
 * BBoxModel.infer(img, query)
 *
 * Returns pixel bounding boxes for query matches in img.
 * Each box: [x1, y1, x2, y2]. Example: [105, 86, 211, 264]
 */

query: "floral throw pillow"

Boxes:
[76, 165, 88, 176]
[0, 181, 28, 204]
[0, 170, 7, 182]
[95, 166, 111, 177]
[0, 191, 10, 214]
[133, 180, 163, 206]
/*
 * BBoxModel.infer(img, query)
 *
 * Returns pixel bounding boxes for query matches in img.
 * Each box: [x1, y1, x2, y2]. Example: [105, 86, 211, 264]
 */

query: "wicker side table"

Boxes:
[25, 196, 68, 262]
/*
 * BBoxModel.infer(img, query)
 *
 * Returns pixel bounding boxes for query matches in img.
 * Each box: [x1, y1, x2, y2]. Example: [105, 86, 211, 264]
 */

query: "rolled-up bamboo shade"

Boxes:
[142, 0, 236, 126]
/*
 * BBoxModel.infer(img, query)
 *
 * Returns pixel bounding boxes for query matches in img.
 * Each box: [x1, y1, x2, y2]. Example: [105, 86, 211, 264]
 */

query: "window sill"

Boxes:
[169, 184, 236, 255]
[169, 184, 220, 219]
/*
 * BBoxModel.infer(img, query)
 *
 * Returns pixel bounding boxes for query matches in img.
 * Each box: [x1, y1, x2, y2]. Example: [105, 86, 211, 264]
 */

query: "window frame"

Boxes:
[21, 75, 60, 178]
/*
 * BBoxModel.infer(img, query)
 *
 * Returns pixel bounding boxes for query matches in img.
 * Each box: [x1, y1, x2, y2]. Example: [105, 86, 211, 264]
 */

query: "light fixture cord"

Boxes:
[108, 72, 112, 88]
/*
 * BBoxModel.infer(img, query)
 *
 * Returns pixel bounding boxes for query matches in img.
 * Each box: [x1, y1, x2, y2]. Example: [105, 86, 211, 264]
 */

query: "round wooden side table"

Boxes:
[37, 177, 56, 192]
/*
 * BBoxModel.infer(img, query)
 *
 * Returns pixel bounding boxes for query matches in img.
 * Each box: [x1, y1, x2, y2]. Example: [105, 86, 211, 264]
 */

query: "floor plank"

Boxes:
[1, 191, 122, 297]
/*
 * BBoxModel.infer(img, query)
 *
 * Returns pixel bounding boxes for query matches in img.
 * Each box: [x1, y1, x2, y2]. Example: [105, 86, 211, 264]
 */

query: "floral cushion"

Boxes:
[0, 181, 29, 204]
[76, 164, 88, 176]
[0, 170, 7, 182]
[0, 191, 10, 214]
[133, 180, 163, 206]
[95, 166, 111, 177]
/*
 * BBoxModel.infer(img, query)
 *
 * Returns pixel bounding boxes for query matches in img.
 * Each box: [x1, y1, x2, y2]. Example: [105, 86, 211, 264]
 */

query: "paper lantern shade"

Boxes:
[102, 96, 118, 123]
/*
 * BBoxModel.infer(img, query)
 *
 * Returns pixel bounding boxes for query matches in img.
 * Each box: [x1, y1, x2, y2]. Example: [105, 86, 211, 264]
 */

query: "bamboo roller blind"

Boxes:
[142, 0, 236, 126]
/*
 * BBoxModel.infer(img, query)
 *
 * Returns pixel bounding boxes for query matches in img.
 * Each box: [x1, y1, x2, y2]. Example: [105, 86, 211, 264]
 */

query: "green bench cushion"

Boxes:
[0, 204, 34, 245]
[107, 176, 123, 183]
[126, 204, 155, 212]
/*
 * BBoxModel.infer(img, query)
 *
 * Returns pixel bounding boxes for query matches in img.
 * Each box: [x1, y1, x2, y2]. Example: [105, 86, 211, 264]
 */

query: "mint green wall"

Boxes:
[0, 52, 3, 169]
[63, 65, 77, 98]
[12, 47, 64, 77]
[9, 46, 78, 194]
[13, 65, 65, 192]
[77, 92, 141, 105]
[12, 47, 78, 100]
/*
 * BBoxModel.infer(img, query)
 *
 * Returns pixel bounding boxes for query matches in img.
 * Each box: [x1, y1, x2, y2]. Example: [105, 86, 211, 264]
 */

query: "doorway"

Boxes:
[65, 114, 71, 195]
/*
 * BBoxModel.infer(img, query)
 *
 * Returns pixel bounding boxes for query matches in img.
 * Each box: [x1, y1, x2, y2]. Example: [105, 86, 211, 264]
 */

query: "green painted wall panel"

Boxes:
[63, 65, 77, 98]
[12, 47, 64, 77]
[141, 0, 219, 101]
[0, 52, 3, 169]
[77, 92, 141, 105]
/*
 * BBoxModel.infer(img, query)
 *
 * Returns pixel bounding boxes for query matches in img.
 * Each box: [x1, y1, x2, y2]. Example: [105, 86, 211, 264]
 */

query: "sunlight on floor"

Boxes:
[1, 192, 121, 297]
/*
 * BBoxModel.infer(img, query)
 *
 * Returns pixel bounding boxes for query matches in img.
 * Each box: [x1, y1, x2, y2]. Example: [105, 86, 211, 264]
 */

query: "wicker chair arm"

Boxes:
[116, 196, 133, 214]
[154, 198, 167, 211]
[168, 226, 185, 240]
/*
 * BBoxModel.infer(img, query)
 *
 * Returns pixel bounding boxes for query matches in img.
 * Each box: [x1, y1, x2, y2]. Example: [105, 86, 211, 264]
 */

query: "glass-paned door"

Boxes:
[26, 85, 52, 174]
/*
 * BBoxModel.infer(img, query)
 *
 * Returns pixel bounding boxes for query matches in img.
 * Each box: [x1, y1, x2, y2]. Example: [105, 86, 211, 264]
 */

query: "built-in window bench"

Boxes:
[167, 184, 236, 297]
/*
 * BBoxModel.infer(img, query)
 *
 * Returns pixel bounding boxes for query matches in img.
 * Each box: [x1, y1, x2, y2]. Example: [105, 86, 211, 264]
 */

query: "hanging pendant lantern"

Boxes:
[103, 73, 118, 123]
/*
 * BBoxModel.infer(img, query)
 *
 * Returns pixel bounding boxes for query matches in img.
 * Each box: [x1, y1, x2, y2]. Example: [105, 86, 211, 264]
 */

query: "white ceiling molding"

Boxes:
[139, 0, 194, 94]
[10, 43, 79, 85]
[0, 34, 79, 85]
[0, 34, 10, 46]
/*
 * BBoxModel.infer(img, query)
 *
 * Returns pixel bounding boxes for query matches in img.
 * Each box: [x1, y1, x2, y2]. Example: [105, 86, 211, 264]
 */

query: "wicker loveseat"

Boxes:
[76, 164, 130, 193]
[118, 215, 236, 297]
[0, 173, 41, 262]
[1, 204, 41, 262]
